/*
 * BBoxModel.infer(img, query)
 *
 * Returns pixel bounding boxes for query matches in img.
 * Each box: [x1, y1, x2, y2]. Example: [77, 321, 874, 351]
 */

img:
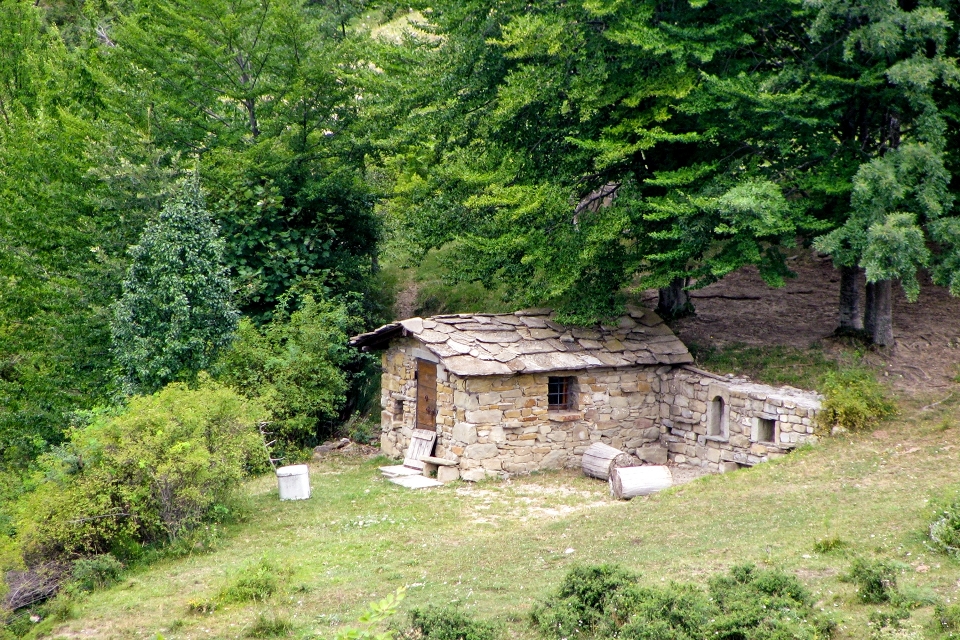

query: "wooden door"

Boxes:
[416, 360, 437, 432]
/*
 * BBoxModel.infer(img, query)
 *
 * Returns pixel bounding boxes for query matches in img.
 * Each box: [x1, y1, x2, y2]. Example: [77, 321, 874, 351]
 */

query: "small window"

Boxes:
[757, 418, 776, 443]
[548, 376, 574, 411]
[708, 396, 725, 437]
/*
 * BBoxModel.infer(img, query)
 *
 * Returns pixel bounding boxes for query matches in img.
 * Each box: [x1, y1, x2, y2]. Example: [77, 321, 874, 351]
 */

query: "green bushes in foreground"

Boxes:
[817, 369, 895, 433]
[14, 379, 268, 565]
[215, 294, 374, 449]
[531, 563, 835, 640]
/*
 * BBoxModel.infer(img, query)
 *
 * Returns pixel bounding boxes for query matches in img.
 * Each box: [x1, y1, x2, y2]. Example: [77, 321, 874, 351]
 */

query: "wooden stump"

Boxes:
[582, 443, 636, 480]
[609, 466, 673, 500]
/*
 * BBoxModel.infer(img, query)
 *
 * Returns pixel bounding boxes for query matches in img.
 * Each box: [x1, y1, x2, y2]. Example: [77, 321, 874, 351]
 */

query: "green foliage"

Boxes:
[927, 491, 960, 557]
[69, 554, 123, 592]
[111, 179, 238, 395]
[15, 379, 267, 563]
[246, 613, 293, 638]
[219, 559, 285, 605]
[933, 602, 960, 637]
[113, 0, 382, 321]
[402, 608, 501, 640]
[335, 587, 406, 640]
[817, 369, 896, 433]
[532, 563, 834, 640]
[216, 294, 371, 447]
[812, 537, 848, 555]
[844, 558, 902, 605]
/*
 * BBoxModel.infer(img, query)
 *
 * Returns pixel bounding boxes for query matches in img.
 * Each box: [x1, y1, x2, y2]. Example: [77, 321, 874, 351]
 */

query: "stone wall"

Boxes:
[379, 338, 457, 460]
[378, 340, 664, 481]
[379, 339, 822, 480]
[448, 368, 663, 481]
[658, 367, 822, 472]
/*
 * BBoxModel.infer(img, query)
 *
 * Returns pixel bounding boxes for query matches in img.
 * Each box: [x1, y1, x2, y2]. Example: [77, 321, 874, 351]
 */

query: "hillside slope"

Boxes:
[39, 394, 960, 640]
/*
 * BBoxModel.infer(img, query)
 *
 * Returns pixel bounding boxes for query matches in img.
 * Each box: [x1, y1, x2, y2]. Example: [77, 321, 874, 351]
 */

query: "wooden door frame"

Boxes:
[415, 359, 438, 432]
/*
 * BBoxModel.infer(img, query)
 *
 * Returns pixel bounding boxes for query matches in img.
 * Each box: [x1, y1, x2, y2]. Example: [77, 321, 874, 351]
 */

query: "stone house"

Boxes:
[349, 307, 822, 482]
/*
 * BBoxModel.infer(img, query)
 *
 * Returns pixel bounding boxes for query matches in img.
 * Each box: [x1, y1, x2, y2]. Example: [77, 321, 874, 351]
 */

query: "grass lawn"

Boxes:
[36, 392, 960, 640]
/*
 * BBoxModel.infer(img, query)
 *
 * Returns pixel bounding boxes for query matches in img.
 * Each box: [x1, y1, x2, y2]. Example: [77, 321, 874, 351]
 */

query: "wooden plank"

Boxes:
[416, 360, 437, 432]
[403, 429, 436, 469]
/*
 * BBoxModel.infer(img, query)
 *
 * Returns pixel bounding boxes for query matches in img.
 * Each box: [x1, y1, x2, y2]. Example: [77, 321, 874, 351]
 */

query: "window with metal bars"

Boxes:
[548, 376, 574, 411]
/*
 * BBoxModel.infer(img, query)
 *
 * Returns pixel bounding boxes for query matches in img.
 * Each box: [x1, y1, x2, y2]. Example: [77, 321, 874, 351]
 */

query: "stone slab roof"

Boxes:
[349, 307, 693, 377]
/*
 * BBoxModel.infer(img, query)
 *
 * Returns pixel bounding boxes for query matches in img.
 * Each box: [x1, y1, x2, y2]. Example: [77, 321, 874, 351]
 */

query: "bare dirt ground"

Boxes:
[659, 250, 960, 393]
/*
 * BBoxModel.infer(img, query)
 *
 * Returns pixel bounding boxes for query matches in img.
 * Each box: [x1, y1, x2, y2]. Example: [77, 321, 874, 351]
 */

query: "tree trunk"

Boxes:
[864, 281, 876, 337]
[657, 277, 694, 319]
[837, 266, 863, 332]
[581, 442, 636, 480]
[870, 279, 894, 347]
[609, 466, 673, 500]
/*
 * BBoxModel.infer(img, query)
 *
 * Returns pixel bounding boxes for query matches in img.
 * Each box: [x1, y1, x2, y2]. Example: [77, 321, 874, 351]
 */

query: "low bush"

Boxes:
[70, 554, 123, 592]
[246, 612, 294, 638]
[219, 559, 285, 604]
[532, 563, 834, 640]
[813, 537, 848, 554]
[215, 294, 372, 449]
[14, 378, 268, 565]
[817, 368, 894, 433]
[336, 587, 406, 640]
[933, 602, 960, 637]
[844, 558, 902, 604]
[928, 493, 960, 557]
[403, 607, 501, 640]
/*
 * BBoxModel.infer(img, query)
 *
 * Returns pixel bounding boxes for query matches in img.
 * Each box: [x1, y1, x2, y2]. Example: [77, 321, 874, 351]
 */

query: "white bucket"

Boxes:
[276, 464, 311, 500]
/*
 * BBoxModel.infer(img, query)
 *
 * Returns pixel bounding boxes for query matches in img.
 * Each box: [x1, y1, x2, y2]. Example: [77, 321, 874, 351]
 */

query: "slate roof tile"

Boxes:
[349, 307, 691, 375]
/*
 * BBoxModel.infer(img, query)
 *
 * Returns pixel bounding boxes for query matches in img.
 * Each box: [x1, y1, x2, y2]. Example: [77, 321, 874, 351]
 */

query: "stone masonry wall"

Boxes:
[378, 339, 664, 481]
[447, 368, 663, 481]
[658, 368, 822, 473]
[379, 338, 457, 460]
[379, 339, 822, 480]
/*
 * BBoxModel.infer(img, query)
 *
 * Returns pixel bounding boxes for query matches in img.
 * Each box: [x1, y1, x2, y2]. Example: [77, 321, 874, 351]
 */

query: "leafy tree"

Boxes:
[0, 1, 125, 466]
[809, 0, 960, 345]
[112, 0, 381, 320]
[112, 179, 238, 395]
[373, 0, 827, 323]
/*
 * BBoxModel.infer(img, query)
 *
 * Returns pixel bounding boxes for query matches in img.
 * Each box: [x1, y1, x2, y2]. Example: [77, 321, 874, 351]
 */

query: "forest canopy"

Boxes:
[0, 0, 958, 470]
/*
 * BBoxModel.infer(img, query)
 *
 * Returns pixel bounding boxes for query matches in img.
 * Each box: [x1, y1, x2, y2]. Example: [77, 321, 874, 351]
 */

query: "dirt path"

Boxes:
[661, 250, 960, 393]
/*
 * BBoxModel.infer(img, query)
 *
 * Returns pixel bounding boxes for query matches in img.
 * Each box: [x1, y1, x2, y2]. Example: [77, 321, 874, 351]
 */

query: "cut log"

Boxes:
[582, 442, 636, 480]
[609, 466, 673, 500]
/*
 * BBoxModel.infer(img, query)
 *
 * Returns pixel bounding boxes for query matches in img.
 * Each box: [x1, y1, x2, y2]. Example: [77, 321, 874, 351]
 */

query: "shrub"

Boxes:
[934, 602, 960, 635]
[929, 494, 960, 556]
[70, 554, 123, 592]
[111, 178, 238, 395]
[532, 564, 833, 640]
[845, 558, 901, 604]
[530, 564, 638, 638]
[336, 587, 406, 640]
[15, 379, 267, 563]
[403, 607, 501, 640]
[247, 613, 293, 638]
[219, 559, 284, 604]
[813, 537, 848, 554]
[216, 295, 367, 448]
[817, 368, 895, 433]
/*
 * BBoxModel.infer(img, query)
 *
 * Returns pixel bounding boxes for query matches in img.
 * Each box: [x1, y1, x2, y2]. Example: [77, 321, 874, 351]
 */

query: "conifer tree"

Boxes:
[112, 178, 238, 394]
